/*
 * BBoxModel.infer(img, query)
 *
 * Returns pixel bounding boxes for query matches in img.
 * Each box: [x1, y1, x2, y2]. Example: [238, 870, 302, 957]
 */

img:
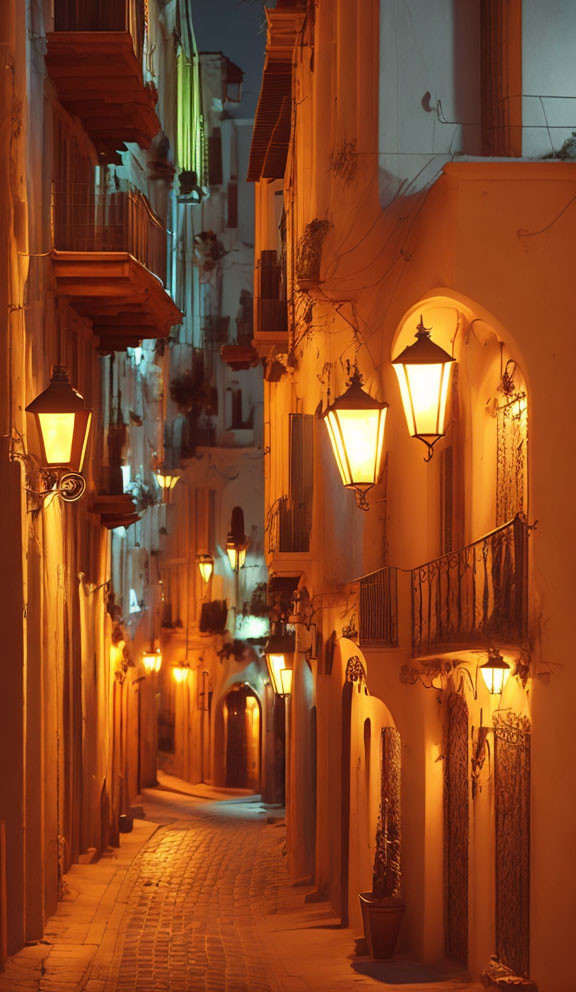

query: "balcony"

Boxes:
[267, 496, 311, 560]
[253, 250, 288, 356]
[411, 516, 528, 657]
[359, 567, 399, 648]
[46, 0, 160, 159]
[51, 182, 182, 350]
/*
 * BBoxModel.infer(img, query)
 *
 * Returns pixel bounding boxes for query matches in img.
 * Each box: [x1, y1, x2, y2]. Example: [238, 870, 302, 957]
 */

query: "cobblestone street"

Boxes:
[0, 786, 481, 992]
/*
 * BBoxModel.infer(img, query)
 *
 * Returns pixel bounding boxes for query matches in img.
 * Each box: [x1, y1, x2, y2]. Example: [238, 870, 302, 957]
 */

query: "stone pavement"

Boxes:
[0, 785, 483, 992]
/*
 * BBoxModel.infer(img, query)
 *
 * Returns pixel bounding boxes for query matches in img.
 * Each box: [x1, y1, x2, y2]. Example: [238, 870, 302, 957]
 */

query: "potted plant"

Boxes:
[359, 728, 405, 959]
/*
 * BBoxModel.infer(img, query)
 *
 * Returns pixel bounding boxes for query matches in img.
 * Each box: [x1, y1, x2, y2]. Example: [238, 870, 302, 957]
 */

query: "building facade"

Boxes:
[249, 2, 576, 990]
[0, 0, 267, 961]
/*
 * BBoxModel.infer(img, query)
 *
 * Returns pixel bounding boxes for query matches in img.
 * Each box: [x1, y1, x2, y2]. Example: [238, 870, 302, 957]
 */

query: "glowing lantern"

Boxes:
[26, 365, 92, 476]
[392, 316, 455, 460]
[172, 662, 190, 684]
[226, 506, 247, 571]
[142, 649, 162, 673]
[321, 369, 388, 509]
[265, 627, 295, 697]
[155, 469, 180, 503]
[197, 554, 214, 583]
[226, 539, 247, 572]
[479, 649, 511, 695]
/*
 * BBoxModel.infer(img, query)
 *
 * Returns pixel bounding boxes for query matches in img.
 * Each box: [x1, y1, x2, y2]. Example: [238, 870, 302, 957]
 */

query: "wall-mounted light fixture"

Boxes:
[479, 648, 511, 695]
[142, 648, 163, 674]
[321, 368, 388, 510]
[226, 506, 247, 572]
[197, 554, 214, 583]
[264, 624, 295, 697]
[392, 316, 455, 461]
[172, 661, 191, 684]
[25, 365, 92, 501]
[154, 468, 180, 503]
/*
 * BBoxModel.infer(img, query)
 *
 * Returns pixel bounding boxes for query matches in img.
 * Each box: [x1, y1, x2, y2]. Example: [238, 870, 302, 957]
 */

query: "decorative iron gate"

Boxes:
[444, 693, 469, 966]
[494, 713, 531, 977]
[496, 392, 527, 526]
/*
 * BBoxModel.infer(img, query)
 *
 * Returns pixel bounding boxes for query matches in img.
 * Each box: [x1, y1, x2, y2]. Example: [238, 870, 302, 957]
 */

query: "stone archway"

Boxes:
[223, 685, 262, 792]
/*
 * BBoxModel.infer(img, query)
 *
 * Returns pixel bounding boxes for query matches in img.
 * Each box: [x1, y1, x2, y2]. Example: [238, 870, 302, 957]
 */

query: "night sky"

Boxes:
[193, 0, 267, 118]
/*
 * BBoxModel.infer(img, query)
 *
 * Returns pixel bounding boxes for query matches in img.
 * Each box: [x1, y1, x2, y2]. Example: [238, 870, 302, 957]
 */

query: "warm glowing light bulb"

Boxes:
[479, 651, 511, 695]
[197, 555, 214, 583]
[392, 316, 455, 459]
[143, 649, 162, 673]
[172, 663, 190, 684]
[26, 365, 93, 473]
[266, 652, 293, 696]
[226, 541, 247, 572]
[321, 370, 388, 507]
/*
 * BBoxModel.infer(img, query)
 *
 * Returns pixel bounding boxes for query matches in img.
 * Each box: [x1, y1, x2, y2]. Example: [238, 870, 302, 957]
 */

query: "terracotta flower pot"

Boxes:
[359, 893, 406, 959]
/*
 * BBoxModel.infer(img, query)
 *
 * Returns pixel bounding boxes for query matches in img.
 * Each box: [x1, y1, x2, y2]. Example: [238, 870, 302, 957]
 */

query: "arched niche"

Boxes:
[390, 291, 530, 559]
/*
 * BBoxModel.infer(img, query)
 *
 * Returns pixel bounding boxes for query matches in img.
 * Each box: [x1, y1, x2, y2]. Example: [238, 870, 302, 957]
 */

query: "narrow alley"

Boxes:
[0, 784, 479, 992]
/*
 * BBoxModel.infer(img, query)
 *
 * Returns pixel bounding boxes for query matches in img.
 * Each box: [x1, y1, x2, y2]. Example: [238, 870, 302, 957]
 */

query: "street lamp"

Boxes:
[197, 554, 214, 583]
[321, 368, 388, 510]
[479, 649, 511, 695]
[142, 648, 163, 674]
[154, 468, 180, 503]
[226, 538, 247, 572]
[226, 506, 248, 572]
[172, 661, 191, 684]
[392, 315, 455, 461]
[264, 626, 295, 697]
[25, 364, 92, 501]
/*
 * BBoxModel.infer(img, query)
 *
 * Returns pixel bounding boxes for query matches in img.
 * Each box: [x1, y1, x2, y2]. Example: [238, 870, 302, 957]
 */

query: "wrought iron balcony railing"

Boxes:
[267, 496, 311, 554]
[412, 515, 528, 657]
[359, 566, 399, 648]
[52, 181, 168, 284]
[54, 0, 146, 64]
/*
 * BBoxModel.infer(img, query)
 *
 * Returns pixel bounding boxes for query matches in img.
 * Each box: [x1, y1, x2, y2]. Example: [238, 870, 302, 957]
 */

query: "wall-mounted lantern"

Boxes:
[392, 316, 455, 461]
[226, 505, 247, 572]
[142, 648, 162, 674]
[264, 625, 295, 697]
[25, 364, 92, 501]
[197, 554, 214, 583]
[479, 649, 511, 695]
[172, 661, 191, 684]
[321, 368, 388, 510]
[154, 468, 180, 503]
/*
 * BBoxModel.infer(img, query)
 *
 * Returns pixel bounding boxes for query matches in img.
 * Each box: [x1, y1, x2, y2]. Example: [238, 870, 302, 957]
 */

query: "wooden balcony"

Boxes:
[411, 516, 528, 657]
[46, 0, 160, 158]
[52, 182, 182, 350]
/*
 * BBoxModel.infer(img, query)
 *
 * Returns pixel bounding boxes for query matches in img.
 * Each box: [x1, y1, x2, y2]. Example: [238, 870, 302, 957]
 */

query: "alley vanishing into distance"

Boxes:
[0, 783, 480, 992]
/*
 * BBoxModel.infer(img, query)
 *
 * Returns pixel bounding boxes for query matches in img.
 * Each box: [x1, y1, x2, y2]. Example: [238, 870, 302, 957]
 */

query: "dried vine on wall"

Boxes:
[444, 693, 469, 966]
[497, 392, 528, 525]
[373, 727, 401, 899]
[494, 712, 531, 979]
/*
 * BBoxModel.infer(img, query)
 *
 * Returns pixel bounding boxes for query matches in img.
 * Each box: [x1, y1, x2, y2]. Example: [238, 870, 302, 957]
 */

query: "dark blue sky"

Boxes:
[194, 0, 267, 118]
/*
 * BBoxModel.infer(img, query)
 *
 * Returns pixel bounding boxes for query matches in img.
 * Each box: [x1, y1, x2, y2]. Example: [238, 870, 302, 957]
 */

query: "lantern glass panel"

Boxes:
[198, 559, 214, 583]
[480, 662, 511, 695]
[279, 667, 293, 695]
[324, 407, 386, 488]
[394, 362, 452, 441]
[38, 412, 75, 464]
[267, 653, 287, 695]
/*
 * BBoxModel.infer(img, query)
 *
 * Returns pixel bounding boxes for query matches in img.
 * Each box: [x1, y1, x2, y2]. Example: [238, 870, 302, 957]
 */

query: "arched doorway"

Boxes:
[223, 685, 261, 791]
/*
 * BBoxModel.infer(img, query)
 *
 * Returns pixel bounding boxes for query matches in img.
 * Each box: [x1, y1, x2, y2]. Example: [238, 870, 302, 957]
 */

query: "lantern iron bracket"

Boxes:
[27, 469, 87, 504]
